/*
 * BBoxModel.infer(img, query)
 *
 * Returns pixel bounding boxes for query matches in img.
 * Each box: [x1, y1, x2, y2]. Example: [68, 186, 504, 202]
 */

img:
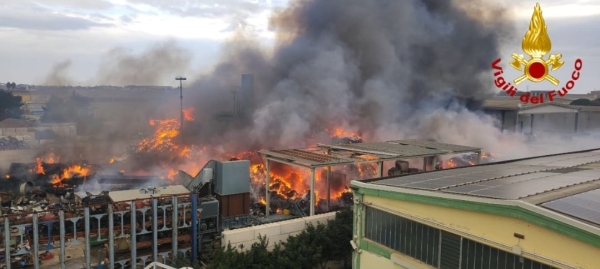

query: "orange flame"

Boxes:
[109, 158, 115, 164]
[33, 158, 45, 175]
[326, 127, 361, 139]
[183, 108, 195, 121]
[51, 164, 91, 185]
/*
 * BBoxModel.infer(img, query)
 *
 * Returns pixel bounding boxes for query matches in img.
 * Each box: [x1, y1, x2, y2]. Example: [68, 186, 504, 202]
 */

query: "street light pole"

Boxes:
[175, 77, 187, 134]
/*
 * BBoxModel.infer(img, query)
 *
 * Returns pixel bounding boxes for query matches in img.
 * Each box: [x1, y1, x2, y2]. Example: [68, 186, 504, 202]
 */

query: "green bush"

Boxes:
[204, 208, 354, 269]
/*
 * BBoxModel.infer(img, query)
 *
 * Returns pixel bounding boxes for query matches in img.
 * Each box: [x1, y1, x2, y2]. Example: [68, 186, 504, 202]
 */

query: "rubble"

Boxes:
[0, 136, 29, 150]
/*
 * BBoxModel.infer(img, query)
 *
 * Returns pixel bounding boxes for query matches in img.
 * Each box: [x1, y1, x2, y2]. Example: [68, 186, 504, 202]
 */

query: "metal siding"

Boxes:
[215, 160, 251, 195]
[200, 199, 219, 218]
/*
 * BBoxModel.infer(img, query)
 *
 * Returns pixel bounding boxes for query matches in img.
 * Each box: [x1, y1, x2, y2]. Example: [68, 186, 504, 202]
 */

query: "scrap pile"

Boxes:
[0, 136, 29, 150]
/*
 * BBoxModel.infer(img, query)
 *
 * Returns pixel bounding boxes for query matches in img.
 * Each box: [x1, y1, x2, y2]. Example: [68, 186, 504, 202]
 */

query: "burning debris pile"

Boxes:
[0, 136, 29, 150]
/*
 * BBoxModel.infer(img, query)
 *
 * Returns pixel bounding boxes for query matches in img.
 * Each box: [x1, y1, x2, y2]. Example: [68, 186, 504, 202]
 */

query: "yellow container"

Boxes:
[283, 209, 290, 215]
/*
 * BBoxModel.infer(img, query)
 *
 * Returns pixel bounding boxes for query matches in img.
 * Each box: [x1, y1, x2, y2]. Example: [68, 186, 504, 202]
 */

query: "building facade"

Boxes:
[350, 150, 600, 269]
[483, 99, 600, 135]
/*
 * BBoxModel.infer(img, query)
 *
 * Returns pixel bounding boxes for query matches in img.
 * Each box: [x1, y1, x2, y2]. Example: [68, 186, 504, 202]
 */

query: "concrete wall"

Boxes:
[0, 123, 77, 141]
[0, 149, 36, 172]
[222, 212, 337, 251]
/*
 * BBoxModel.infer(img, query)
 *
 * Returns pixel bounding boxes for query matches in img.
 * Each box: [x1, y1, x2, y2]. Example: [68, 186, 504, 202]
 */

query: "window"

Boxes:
[460, 237, 555, 269]
[363, 206, 557, 269]
[364, 207, 439, 266]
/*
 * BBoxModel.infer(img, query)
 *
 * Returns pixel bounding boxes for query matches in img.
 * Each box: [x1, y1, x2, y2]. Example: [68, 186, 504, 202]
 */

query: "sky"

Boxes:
[0, 0, 598, 94]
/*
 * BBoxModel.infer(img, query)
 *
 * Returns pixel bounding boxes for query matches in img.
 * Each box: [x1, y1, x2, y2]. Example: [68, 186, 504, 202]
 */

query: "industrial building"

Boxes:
[350, 149, 600, 269]
[483, 98, 600, 134]
[0, 139, 482, 269]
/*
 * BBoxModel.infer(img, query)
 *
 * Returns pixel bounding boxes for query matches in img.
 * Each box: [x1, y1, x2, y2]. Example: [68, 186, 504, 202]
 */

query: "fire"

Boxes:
[249, 159, 371, 206]
[183, 108, 195, 121]
[109, 158, 115, 164]
[33, 158, 45, 175]
[5, 174, 9, 179]
[138, 119, 181, 153]
[136, 115, 209, 180]
[51, 164, 91, 185]
[441, 159, 457, 169]
[167, 169, 178, 181]
[326, 127, 361, 139]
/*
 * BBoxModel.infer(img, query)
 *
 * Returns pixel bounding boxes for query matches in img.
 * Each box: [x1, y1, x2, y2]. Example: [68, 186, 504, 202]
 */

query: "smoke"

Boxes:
[96, 40, 192, 86]
[44, 59, 73, 86]
[26, 0, 600, 179]
[184, 0, 516, 154]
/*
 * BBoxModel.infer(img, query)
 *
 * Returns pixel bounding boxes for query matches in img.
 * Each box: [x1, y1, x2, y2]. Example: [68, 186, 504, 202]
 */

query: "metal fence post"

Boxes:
[172, 196, 178, 261]
[84, 207, 91, 269]
[59, 210, 66, 269]
[130, 201, 137, 268]
[152, 198, 158, 262]
[108, 205, 115, 269]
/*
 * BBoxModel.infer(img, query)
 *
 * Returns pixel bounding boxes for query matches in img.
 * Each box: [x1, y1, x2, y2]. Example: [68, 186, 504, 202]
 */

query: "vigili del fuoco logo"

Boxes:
[491, 3, 583, 104]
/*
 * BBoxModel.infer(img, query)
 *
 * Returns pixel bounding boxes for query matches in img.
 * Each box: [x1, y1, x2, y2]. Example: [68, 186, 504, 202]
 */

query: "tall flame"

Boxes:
[183, 108, 195, 121]
[522, 3, 551, 58]
[34, 158, 45, 175]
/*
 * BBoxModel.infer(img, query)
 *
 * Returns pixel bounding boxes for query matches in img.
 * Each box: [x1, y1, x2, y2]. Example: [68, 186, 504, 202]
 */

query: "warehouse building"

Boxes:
[350, 149, 600, 269]
[482, 99, 600, 135]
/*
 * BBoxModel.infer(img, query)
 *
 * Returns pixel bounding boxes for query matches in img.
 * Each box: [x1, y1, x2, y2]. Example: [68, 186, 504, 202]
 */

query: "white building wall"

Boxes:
[221, 212, 337, 251]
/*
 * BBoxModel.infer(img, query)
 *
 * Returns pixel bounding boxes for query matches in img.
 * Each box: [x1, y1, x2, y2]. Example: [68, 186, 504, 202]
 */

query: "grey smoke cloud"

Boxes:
[185, 0, 516, 152]
[44, 59, 73, 86]
[96, 40, 192, 86]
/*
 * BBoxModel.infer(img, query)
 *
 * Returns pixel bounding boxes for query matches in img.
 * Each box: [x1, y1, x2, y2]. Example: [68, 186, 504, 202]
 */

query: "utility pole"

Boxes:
[175, 76, 187, 134]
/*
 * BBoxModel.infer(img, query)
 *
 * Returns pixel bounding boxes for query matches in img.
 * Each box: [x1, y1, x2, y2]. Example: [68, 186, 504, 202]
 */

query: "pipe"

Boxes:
[172, 196, 178, 260]
[5, 215, 11, 269]
[327, 166, 331, 212]
[191, 193, 198, 263]
[84, 207, 91, 269]
[310, 168, 315, 216]
[108, 205, 115, 268]
[265, 159, 270, 217]
[33, 213, 39, 269]
[130, 201, 137, 268]
[377, 161, 383, 177]
[152, 198, 158, 262]
[59, 210, 66, 269]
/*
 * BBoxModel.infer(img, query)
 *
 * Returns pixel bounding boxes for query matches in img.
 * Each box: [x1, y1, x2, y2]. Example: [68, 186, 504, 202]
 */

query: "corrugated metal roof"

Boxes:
[373, 150, 600, 201]
[109, 185, 190, 202]
[259, 140, 480, 168]
[358, 149, 600, 229]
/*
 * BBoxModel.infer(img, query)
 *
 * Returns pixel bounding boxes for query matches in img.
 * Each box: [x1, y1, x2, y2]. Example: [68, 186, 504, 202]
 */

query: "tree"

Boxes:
[570, 98, 600, 106]
[205, 208, 354, 269]
[570, 99, 592, 106]
[0, 89, 23, 121]
[322, 209, 353, 268]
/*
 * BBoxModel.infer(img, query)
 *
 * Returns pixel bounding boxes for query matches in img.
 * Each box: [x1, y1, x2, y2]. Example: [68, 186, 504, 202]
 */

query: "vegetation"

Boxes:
[176, 209, 353, 269]
[41, 92, 104, 135]
[0, 89, 23, 121]
[5, 82, 16, 90]
[570, 98, 600, 106]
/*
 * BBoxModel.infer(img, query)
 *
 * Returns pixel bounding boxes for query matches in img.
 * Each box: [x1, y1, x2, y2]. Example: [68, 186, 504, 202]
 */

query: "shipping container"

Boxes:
[216, 192, 250, 217]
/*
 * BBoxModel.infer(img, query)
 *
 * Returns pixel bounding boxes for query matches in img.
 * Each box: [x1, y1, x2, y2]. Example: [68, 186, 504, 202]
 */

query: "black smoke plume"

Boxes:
[183, 0, 514, 152]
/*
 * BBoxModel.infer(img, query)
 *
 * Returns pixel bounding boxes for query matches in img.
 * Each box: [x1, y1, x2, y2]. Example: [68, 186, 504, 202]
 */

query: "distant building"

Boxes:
[482, 98, 600, 135]
[350, 149, 600, 269]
